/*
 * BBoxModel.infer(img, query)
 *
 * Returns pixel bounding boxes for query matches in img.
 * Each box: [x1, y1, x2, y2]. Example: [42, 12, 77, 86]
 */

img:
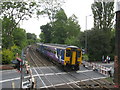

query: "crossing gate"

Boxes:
[83, 61, 112, 77]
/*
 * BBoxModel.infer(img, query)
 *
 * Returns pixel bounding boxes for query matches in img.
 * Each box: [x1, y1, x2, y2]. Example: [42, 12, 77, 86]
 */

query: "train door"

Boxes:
[59, 50, 62, 62]
[57, 49, 62, 63]
[71, 50, 77, 65]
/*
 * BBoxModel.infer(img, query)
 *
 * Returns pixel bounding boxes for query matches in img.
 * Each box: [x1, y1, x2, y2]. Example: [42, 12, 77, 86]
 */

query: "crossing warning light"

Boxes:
[12, 57, 23, 72]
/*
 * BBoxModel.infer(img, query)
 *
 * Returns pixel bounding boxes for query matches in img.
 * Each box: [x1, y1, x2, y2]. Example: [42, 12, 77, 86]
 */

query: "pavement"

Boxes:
[0, 65, 14, 70]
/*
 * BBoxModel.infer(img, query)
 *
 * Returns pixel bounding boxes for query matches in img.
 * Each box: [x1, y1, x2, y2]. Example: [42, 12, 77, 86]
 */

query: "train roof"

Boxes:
[37, 43, 79, 49]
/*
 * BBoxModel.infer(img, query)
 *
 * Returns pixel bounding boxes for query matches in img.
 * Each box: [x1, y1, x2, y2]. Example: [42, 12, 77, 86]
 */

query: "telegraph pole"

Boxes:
[114, 1, 120, 88]
[85, 15, 92, 53]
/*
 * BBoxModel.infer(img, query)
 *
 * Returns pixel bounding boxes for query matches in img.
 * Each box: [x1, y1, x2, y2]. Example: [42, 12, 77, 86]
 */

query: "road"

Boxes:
[0, 65, 107, 89]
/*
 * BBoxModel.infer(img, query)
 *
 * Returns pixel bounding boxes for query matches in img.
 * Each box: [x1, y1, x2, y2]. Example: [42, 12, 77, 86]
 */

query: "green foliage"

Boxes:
[11, 45, 21, 57]
[1, 2, 37, 21]
[77, 28, 115, 62]
[39, 0, 64, 22]
[91, 1, 114, 31]
[40, 9, 81, 45]
[50, 8, 67, 44]
[1, 2, 37, 49]
[86, 28, 115, 61]
[2, 17, 15, 49]
[40, 24, 52, 43]
[1, 2, 39, 64]
[76, 32, 85, 48]
[87, 29, 109, 61]
[13, 28, 27, 49]
[2, 49, 14, 64]
[80, 1, 115, 61]
[27, 33, 37, 45]
[65, 15, 80, 45]
[82, 54, 89, 61]
[27, 39, 36, 45]
[1, 45, 22, 64]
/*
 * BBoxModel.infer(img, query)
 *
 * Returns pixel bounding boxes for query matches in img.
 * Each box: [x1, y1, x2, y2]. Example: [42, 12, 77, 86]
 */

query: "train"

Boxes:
[36, 43, 82, 71]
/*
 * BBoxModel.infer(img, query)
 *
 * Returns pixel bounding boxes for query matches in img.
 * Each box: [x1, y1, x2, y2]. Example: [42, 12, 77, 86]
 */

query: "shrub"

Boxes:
[2, 49, 14, 64]
[11, 45, 21, 57]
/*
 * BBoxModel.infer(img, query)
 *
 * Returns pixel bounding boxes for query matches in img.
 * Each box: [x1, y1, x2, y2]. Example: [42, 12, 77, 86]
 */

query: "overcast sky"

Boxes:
[20, 0, 94, 38]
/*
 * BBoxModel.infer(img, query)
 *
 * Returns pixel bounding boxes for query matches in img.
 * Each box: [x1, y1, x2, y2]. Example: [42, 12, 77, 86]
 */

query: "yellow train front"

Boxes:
[63, 46, 82, 71]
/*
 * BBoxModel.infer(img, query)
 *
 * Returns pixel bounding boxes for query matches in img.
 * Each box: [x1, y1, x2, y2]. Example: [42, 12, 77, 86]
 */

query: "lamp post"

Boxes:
[114, 0, 120, 88]
[85, 14, 92, 53]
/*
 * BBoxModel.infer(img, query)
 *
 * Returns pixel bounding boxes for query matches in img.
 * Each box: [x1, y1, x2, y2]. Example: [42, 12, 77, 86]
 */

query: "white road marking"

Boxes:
[77, 70, 93, 73]
[40, 77, 107, 88]
[0, 69, 103, 84]
[0, 77, 20, 83]
[32, 67, 47, 87]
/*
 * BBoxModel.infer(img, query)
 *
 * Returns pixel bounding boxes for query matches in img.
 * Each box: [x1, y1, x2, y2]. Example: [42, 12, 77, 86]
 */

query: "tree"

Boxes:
[2, 17, 16, 48]
[86, 1, 115, 61]
[38, 0, 64, 23]
[65, 15, 80, 45]
[1, 2, 37, 49]
[13, 28, 27, 49]
[27, 33, 37, 45]
[39, 8, 81, 45]
[51, 8, 67, 44]
[0, 2, 37, 25]
[87, 29, 112, 61]
[91, 1, 114, 31]
[40, 23, 52, 43]
[76, 31, 85, 48]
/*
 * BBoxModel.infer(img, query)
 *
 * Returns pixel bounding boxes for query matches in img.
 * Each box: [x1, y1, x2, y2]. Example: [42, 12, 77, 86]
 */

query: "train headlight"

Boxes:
[65, 61, 69, 63]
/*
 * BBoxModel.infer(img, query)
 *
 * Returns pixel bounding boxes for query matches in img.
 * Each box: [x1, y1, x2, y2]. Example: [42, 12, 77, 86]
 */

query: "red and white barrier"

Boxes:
[24, 61, 36, 88]
[83, 61, 112, 77]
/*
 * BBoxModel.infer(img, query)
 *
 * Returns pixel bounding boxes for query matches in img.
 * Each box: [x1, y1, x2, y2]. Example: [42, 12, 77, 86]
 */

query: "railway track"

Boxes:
[25, 45, 114, 89]
[28, 46, 80, 89]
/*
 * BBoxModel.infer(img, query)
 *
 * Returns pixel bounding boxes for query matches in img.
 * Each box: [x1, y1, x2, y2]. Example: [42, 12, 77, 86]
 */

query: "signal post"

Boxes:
[114, 1, 120, 88]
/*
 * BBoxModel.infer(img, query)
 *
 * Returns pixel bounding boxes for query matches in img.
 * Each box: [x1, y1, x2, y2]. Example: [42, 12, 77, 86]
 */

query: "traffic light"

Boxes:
[12, 57, 22, 72]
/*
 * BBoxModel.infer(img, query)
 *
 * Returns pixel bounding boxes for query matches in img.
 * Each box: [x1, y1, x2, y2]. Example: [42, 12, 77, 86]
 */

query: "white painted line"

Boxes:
[0, 77, 20, 83]
[81, 77, 107, 82]
[54, 83, 66, 86]
[32, 67, 47, 87]
[77, 70, 93, 73]
[0, 70, 93, 83]
[45, 73, 54, 76]
[56, 72, 67, 75]
[39, 76, 106, 88]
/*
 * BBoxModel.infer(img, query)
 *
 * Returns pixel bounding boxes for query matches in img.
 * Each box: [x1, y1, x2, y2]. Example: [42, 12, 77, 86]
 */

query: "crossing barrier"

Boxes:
[83, 61, 112, 77]
[23, 61, 36, 88]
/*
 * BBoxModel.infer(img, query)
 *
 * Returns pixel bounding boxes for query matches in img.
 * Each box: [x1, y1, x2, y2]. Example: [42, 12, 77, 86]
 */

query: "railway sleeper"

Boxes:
[94, 79, 114, 88]
[77, 82, 90, 88]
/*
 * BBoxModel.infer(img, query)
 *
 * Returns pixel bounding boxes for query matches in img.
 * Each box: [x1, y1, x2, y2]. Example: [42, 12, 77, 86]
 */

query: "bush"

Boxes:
[2, 49, 14, 64]
[11, 45, 21, 57]
[1, 45, 22, 64]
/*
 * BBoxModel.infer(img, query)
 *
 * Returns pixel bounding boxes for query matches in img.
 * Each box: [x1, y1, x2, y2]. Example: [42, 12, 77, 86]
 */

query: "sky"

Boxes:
[20, 0, 94, 38]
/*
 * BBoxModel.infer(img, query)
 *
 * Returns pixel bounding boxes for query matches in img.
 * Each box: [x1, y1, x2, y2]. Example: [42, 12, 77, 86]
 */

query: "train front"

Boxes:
[64, 46, 82, 71]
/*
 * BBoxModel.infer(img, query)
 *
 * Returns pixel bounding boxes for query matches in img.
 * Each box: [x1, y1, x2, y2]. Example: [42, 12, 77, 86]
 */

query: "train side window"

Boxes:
[77, 51, 81, 57]
[66, 50, 71, 57]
